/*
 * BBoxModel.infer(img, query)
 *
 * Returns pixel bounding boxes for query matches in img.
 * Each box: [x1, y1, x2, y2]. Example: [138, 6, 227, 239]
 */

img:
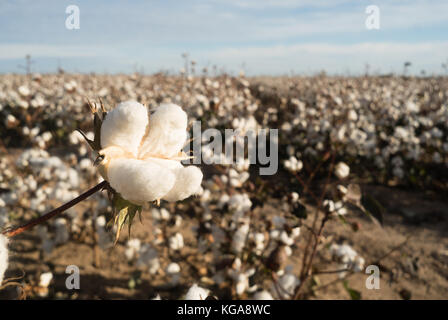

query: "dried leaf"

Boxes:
[345, 184, 362, 204]
[361, 194, 384, 226]
[76, 129, 96, 151]
[111, 193, 142, 243]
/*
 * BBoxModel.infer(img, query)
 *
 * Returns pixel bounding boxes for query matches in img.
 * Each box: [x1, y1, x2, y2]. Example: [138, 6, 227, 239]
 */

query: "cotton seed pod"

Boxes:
[265, 244, 287, 272]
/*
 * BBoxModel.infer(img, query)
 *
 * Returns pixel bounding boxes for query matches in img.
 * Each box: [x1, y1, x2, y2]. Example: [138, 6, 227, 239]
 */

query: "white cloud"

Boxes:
[0, 44, 109, 59]
[202, 42, 448, 75]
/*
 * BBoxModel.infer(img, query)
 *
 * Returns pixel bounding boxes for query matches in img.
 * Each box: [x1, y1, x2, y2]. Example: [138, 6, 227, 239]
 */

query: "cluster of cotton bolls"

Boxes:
[329, 243, 365, 278]
[269, 76, 447, 186]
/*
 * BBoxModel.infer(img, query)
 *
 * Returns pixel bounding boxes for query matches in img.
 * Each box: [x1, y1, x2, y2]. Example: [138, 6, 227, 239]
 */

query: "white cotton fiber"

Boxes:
[0, 234, 9, 285]
[139, 103, 188, 159]
[99, 101, 202, 205]
[107, 158, 176, 204]
[185, 283, 210, 300]
[162, 166, 203, 202]
[101, 101, 149, 156]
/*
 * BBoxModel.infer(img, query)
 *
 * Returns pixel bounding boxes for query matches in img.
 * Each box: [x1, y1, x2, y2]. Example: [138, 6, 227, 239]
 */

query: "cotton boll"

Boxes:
[253, 290, 274, 300]
[334, 162, 350, 179]
[39, 272, 53, 288]
[272, 271, 300, 299]
[107, 158, 176, 204]
[235, 273, 249, 296]
[162, 166, 203, 202]
[185, 283, 210, 300]
[0, 235, 9, 285]
[253, 232, 265, 254]
[166, 262, 181, 285]
[101, 101, 149, 157]
[169, 232, 184, 251]
[329, 243, 365, 273]
[231, 223, 249, 254]
[166, 262, 181, 274]
[137, 244, 160, 274]
[139, 103, 188, 159]
[125, 239, 141, 261]
[18, 85, 30, 97]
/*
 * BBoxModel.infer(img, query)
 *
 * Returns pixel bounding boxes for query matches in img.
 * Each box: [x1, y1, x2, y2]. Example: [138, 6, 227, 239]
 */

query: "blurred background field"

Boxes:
[0, 73, 447, 299]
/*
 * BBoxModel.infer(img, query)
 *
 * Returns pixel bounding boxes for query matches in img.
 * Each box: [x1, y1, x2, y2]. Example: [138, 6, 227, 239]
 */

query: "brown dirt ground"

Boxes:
[2, 182, 447, 300]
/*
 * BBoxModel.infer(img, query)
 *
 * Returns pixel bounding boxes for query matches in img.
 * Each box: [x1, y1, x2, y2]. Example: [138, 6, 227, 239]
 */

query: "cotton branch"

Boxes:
[2, 181, 108, 238]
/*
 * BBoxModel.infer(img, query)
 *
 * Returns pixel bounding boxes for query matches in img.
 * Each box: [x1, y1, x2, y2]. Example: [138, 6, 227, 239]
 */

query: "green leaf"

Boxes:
[343, 281, 361, 300]
[361, 194, 384, 226]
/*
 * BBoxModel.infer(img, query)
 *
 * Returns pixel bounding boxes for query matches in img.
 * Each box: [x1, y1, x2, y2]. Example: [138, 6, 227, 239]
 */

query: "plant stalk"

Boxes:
[2, 181, 108, 238]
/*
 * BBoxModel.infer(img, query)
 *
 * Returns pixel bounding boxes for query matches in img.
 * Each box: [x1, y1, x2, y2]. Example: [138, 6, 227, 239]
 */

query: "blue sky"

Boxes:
[0, 0, 447, 75]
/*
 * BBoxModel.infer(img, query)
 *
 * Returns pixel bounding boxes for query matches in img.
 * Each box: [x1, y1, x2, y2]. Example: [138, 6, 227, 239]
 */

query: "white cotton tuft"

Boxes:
[272, 272, 300, 299]
[137, 244, 160, 274]
[39, 272, 53, 288]
[253, 290, 274, 300]
[169, 232, 184, 251]
[162, 166, 203, 202]
[107, 158, 176, 204]
[0, 235, 9, 285]
[334, 162, 350, 179]
[101, 101, 149, 157]
[139, 103, 188, 159]
[185, 283, 210, 300]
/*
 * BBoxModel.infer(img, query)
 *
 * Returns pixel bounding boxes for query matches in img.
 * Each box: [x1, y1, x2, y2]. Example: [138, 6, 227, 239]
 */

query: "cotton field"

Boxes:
[0, 73, 447, 300]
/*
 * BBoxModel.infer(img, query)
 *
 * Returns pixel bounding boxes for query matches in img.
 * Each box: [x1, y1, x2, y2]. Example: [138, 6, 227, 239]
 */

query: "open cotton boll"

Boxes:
[39, 272, 53, 288]
[162, 166, 203, 202]
[139, 103, 188, 159]
[334, 162, 350, 179]
[137, 244, 160, 275]
[101, 101, 149, 157]
[253, 290, 274, 300]
[272, 272, 300, 299]
[0, 235, 9, 285]
[107, 158, 176, 204]
[185, 283, 210, 300]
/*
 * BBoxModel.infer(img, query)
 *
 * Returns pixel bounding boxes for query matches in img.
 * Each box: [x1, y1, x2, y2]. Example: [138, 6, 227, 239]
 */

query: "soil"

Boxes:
[2, 182, 447, 300]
